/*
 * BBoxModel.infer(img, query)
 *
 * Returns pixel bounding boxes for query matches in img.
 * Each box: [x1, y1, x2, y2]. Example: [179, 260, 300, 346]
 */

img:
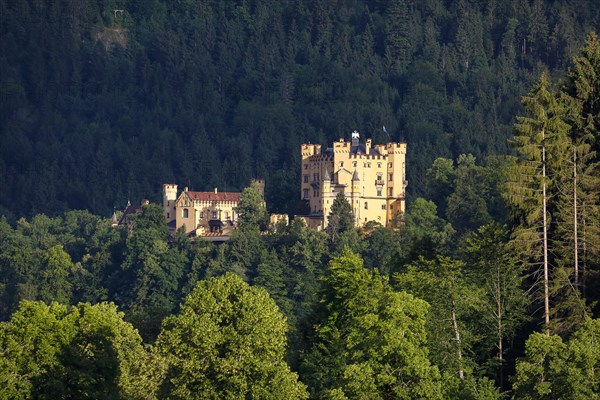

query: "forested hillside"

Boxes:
[1, 0, 599, 220]
[2, 1, 600, 398]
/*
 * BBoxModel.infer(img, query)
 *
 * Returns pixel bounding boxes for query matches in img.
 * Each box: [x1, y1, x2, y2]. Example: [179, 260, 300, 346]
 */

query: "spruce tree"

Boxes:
[504, 73, 569, 335]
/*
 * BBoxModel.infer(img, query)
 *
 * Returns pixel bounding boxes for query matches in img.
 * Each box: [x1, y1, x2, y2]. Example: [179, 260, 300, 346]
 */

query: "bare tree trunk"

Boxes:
[542, 138, 550, 336]
[573, 148, 579, 288]
[497, 269, 504, 388]
[451, 299, 464, 380]
[582, 214, 587, 301]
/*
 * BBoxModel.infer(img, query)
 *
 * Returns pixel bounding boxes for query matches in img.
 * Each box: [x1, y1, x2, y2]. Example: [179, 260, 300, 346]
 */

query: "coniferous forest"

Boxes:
[1, 0, 600, 398]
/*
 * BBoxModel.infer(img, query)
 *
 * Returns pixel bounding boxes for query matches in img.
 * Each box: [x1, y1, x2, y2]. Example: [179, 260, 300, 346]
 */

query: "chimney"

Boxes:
[214, 187, 218, 193]
[184, 187, 188, 192]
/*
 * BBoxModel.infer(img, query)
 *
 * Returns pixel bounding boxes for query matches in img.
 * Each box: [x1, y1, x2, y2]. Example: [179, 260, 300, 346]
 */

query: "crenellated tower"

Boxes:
[300, 130, 407, 229]
[163, 184, 178, 224]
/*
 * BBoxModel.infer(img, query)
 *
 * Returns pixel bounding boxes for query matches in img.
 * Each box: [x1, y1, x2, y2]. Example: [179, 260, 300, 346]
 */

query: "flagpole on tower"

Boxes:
[383, 125, 390, 141]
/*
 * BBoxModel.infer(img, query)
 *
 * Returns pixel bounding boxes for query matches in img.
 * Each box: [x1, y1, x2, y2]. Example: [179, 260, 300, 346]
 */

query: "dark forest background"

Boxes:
[1, 0, 599, 221]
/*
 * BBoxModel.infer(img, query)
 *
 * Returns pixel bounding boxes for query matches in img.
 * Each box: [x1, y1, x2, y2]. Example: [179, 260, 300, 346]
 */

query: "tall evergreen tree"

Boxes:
[463, 224, 529, 388]
[558, 33, 600, 305]
[325, 192, 355, 244]
[504, 73, 570, 335]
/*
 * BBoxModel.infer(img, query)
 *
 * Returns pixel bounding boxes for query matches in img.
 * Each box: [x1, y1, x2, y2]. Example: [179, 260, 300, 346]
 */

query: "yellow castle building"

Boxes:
[163, 184, 253, 237]
[300, 131, 407, 229]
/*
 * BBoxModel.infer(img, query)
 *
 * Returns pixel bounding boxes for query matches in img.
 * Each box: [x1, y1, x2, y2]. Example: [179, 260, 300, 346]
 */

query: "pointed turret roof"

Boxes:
[323, 168, 330, 181]
[352, 170, 360, 181]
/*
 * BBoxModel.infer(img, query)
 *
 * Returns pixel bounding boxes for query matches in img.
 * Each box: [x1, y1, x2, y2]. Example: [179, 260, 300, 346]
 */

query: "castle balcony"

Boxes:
[375, 179, 385, 186]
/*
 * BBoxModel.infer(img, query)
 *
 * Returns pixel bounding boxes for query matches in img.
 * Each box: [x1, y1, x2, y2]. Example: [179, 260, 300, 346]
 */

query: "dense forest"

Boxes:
[1, 0, 599, 219]
[1, 0, 600, 399]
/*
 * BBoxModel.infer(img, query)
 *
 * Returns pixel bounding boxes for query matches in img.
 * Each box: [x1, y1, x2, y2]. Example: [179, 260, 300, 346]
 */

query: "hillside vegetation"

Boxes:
[1, 0, 599, 219]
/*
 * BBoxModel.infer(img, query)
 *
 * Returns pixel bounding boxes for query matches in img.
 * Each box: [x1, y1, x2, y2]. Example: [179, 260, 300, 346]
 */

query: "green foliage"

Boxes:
[446, 155, 493, 234]
[1, 1, 598, 219]
[512, 314, 600, 398]
[0, 14, 599, 396]
[462, 224, 529, 385]
[0, 301, 151, 400]
[119, 204, 186, 341]
[394, 256, 484, 380]
[399, 198, 455, 262]
[38, 245, 73, 305]
[426, 157, 456, 216]
[155, 273, 308, 399]
[361, 224, 402, 275]
[235, 181, 268, 232]
[326, 192, 355, 245]
[303, 249, 443, 399]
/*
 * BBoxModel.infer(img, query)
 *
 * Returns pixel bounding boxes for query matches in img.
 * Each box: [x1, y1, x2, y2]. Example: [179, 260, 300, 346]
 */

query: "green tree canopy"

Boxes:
[325, 192, 358, 252]
[235, 181, 268, 232]
[512, 318, 600, 399]
[155, 273, 308, 400]
[0, 301, 151, 400]
[302, 248, 442, 399]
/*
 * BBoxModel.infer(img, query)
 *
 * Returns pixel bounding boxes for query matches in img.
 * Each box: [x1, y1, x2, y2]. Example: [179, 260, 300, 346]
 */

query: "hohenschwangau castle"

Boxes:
[301, 131, 407, 229]
[158, 131, 406, 236]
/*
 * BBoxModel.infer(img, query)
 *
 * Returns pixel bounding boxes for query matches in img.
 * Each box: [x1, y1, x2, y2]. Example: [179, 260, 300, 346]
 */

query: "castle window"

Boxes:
[377, 162, 381, 168]
[167, 212, 170, 219]
[212, 211, 217, 220]
[364, 202, 368, 210]
[225, 211, 230, 220]
[388, 162, 392, 168]
[377, 188, 382, 196]
[303, 189, 309, 199]
[304, 175, 309, 183]
[389, 173, 393, 181]
[340, 161, 344, 167]
[388, 187, 393, 196]
[304, 164, 308, 169]
[200, 212, 204, 219]
[353, 161, 357, 167]
[183, 209, 189, 218]
[381, 204, 386, 210]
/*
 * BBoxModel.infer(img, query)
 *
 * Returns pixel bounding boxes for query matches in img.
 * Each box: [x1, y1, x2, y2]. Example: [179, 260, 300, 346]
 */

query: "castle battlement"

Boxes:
[300, 130, 406, 230]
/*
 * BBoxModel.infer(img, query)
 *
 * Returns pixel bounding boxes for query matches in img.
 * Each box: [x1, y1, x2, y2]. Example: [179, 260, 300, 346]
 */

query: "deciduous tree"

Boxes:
[155, 273, 307, 399]
[303, 249, 442, 399]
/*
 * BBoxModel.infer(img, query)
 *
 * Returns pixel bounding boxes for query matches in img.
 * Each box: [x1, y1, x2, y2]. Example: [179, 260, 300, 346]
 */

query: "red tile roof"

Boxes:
[187, 191, 241, 202]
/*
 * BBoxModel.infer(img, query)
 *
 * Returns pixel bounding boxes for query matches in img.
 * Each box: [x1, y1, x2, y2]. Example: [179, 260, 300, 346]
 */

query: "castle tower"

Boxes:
[250, 178, 266, 198]
[351, 130, 360, 147]
[163, 184, 178, 224]
[301, 130, 406, 230]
